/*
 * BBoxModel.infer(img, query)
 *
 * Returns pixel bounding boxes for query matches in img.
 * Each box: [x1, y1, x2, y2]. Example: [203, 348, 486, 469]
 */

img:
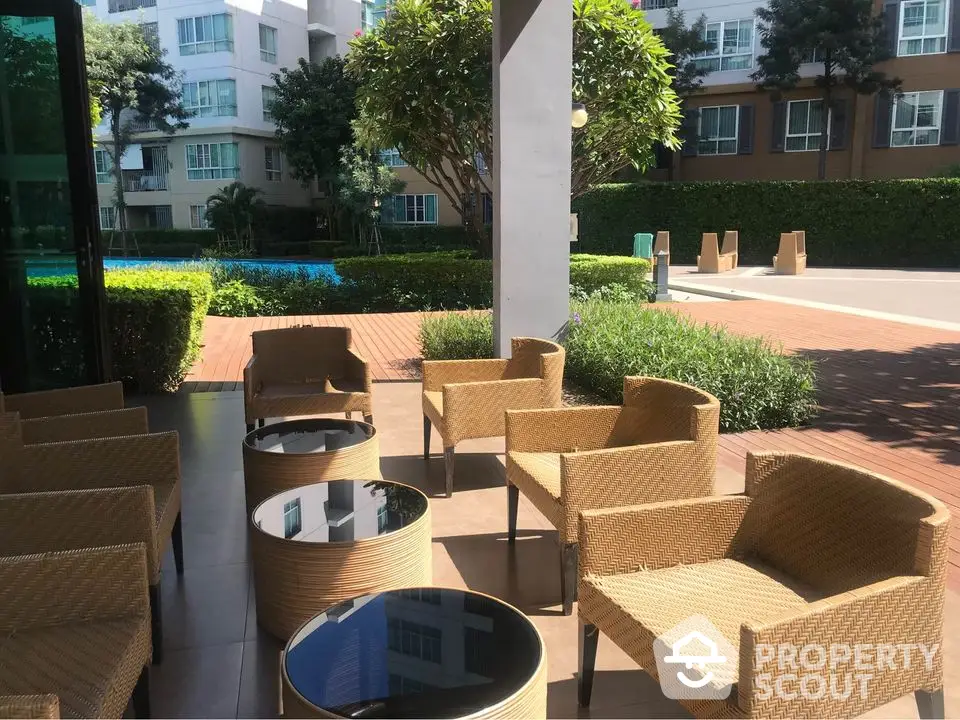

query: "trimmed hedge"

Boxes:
[103, 229, 219, 259]
[419, 312, 494, 360]
[377, 225, 479, 254]
[573, 180, 960, 267]
[569, 254, 650, 294]
[28, 270, 213, 393]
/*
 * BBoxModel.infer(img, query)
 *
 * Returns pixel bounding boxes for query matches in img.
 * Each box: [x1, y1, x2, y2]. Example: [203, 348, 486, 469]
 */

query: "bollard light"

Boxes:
[654, 250, 673, 302]
[571, 102, 588, 129]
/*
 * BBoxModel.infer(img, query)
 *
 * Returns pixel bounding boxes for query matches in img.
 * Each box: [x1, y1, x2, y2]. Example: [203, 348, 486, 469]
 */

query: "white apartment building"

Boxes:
[88, 0, 367, 231]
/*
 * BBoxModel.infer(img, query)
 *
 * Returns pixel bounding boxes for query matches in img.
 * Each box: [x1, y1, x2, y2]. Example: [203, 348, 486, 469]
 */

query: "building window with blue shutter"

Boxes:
[898, 0, 948, 56]
[785, 100, 829, 152]
[697, 106, 739, 155]
[383, 194, 438, 224]
[891, 90, 943, 146]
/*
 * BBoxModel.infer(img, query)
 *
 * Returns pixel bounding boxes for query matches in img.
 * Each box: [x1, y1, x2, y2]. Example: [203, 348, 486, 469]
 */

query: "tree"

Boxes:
[84, 12, 189, 255]
[270, 57, 357, 240]
[336, 145, 405, 253]
[205, 182, 265, 255]
[348, 0, 681, 252]
[658, 9, 713, 98]
[752, 0, 901, 180]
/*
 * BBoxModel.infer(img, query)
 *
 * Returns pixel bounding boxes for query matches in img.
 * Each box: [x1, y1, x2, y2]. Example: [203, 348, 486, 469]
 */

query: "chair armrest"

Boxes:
[422, 359, 510, 391]
[579, 495, 751, 577]
[0, 544, 150, 634]
[14, 432, 180, 494]
[2, 382, 124, 420]
[0, 487, 159, 581]
[345, 349, 373, 392]
[20, 407, 149, 444]
[0, 695, 60, 718]
[738, 575, 939, 718]
[243, 356, 260, 402]
[560, 440, 714, 543]
[442, 378, 544, 444]
[505, 406, 624, 453]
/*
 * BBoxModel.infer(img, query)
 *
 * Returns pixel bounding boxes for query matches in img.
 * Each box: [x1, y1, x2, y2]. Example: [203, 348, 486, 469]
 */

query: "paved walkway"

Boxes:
[187, 301, 960, 579]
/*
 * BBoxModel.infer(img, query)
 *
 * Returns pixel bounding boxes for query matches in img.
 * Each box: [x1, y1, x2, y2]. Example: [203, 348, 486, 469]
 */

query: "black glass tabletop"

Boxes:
[244, 419, 374, 455]
[283, 588, 543, 718]
[253, 480, 427, 543]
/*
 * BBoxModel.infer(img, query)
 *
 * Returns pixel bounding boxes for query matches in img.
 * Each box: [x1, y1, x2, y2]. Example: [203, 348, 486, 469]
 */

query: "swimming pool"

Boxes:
[28, 256, 340, 282]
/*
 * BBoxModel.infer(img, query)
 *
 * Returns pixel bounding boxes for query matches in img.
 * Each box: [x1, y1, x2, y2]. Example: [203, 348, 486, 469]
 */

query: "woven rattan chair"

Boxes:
[0, 381, 124, 419]
[0, 417, 183, 664]
[505, 376, 720, 615]
[422, 337, 565, 497]
[244, 326, 373, 433]
[0, 544, 152, 719]
[15, 407, 147, 444]
[577, 452, 949, 719]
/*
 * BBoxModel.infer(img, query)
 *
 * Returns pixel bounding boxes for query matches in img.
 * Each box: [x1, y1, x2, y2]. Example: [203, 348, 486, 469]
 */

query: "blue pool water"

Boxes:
[28, 256, 340, 282]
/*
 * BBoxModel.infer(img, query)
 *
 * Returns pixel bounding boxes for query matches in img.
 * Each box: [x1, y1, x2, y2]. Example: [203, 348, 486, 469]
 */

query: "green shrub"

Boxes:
[419, 312, 494, 360]
[210, 280, 267, 317]
[574, 180, 960, 267]
[28, 270, 213, 393]
[103, 229, 218, 258]
[565, 300, 817, 432]
[377, 225, 480, 254]
[569, 254, 650, 295]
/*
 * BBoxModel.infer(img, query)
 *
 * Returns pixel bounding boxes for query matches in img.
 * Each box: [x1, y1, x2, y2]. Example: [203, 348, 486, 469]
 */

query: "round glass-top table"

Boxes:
[242, 419, 380, 514]
[250, 480, 432, 640]
[280, 588, 547, 719]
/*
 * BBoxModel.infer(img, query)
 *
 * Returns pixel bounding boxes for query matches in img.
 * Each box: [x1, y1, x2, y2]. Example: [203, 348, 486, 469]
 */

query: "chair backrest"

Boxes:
[721, 230, 738, 256]
[1, 382, 124, 420]
[622, 376, 720, 444]
[0, 413, 23, 491]
[777, 232, 798, 259]
[252, 326, 352, 382]
[743, 452, 948, 594]
[792, 229, 807, 254]
[505, 338, 565, 407]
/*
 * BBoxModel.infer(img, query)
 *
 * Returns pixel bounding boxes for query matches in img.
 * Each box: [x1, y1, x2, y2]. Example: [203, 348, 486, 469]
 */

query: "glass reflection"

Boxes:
[284, 589, 541, 719]
[254, 480, 427, 544]
[246, 419, 373, 455]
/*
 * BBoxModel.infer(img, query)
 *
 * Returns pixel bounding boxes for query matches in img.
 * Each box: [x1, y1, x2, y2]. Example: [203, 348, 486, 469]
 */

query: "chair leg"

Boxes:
[422, 416, 431, 459]
[363, 413, 374, 425]
[132, 666, 151, 718]
[507, 483, 519, 545]
[257, 418, 265, 428]
[916, 689, 945, 719]
[149, 584, 163, 665]
[578, 621, 599, 708]
[172, 511, 184, 576]
[560, 542, 579, 616]
[444, 446, 455, 497]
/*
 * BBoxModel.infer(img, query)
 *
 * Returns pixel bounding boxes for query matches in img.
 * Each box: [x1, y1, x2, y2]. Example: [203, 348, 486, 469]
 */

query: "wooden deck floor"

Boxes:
[186, 301, 960, 578]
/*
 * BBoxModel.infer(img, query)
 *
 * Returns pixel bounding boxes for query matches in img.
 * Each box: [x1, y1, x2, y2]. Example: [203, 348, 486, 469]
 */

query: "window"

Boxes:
[362, 0, 389, 32]
[899, 0, 948, 56]
[638, 0, 678, 7]
[397, 588, 442, 605]
[385, 194, 438, 224]
[141, 22, 159, 52]
[786, 100, 828, 152]
[177, 14, 233, 55]
[186, 142, 240, 180]
[378, 148, 407, 167]
[99, 206, 116, 230]
[800, 47, 824, 64]
[182, 80, 237, 117]
[891, 90, 943, 146]
[94, 148, 112, 184]
[481, 192, 493, 225]
[261, 86, 276, 122]
[108, 0, 155, 12]
[697, 105, 739, 155]
[190, 204, 209, 229]
[283, 498, 302, 539]
[259, 24, 278, 63]
[387, 618, 442, 663]
[265, 146, 282, 182]
[695, 19, 754, 72]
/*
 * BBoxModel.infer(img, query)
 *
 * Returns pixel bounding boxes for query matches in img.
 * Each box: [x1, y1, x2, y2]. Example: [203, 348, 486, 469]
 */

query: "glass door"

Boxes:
[0, 0, 107, 392]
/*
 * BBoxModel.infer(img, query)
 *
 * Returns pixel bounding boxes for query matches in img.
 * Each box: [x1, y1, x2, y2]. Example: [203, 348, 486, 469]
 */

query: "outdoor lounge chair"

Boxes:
[244, 326, 373, 432]
[0, 381, 124, 419]
[696, 231, 738, 273]
[577, 451, 949, 719]
[422, 337, 565, 497]
[654, 231, 670, 264]
[0, 415, 183, 664]
[0, 544, 152, 718]
[773, 231, 807, 274]
[505, 376, 720, 615]
[16, 407, 148, 445]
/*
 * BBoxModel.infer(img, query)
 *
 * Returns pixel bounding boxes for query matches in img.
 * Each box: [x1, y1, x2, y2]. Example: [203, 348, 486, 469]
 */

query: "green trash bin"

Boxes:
[633, 232, 653, 259]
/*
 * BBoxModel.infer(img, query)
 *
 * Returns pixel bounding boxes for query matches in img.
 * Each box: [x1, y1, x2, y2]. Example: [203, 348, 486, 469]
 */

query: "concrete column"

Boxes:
[492, 0, 572, 357]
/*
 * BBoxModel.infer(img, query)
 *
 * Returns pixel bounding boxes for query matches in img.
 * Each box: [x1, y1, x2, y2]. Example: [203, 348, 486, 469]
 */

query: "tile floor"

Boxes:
[143, 383, 959, 719]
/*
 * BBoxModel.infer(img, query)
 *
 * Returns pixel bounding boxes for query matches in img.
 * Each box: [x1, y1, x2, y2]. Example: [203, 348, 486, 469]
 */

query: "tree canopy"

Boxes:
[657, 9, 713, 98]
[752, 0, 901, 179]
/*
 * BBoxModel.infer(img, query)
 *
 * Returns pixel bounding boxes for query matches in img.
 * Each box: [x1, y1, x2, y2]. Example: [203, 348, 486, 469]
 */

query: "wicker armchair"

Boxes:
[505, 376, 720, 615]
[577, 452, 949, 719]
[422, 337, 565, 497]
[244, 326, 373, 432]
[0, 544, 152, 718]
[0, 419, 183, 664]
[15, 407, 147, 444]
[0, 381, 124, 419]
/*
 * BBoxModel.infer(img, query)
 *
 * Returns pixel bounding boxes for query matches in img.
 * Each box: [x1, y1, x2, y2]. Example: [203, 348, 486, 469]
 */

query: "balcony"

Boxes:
[637, 0, 677, 8]
[122, 169, 168, 193]
[126, 116, 160, 134]
[108, 0, 156, 12]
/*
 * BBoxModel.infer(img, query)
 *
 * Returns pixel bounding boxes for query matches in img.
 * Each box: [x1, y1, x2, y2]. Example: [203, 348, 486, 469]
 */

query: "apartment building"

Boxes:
[89, 0, 362, 231]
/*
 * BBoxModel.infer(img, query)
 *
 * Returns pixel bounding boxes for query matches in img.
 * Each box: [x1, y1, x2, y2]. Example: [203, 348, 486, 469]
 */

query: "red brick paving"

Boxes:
[187, 301, 960, 579]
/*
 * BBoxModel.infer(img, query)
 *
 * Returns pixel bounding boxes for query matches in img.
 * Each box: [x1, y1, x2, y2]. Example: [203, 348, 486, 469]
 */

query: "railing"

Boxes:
[123, 170, 168, 192]
[147, 206, 173, 229]
[108, 0, 156, 13]
[126, 116, 160, 133]
[638, 0, 678, 8]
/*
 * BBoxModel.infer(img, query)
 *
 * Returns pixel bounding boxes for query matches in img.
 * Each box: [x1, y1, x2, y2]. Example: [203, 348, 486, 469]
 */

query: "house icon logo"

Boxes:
[654, 615, 736, 700]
